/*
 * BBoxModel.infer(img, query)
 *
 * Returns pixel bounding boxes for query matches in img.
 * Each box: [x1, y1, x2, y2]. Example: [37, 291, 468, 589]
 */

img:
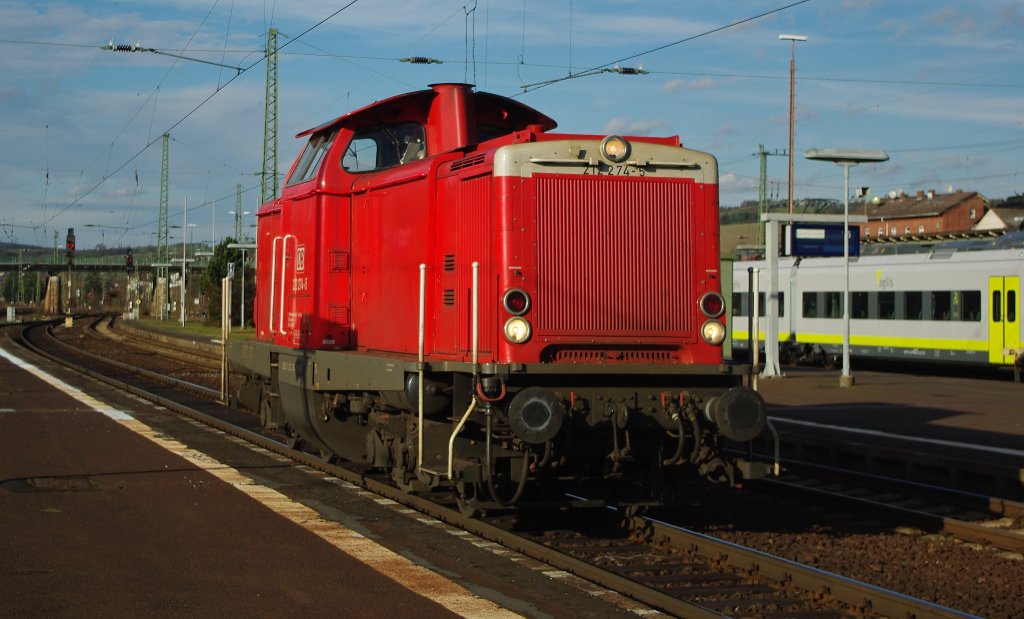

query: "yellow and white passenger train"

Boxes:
[731, 234, 1023, 369]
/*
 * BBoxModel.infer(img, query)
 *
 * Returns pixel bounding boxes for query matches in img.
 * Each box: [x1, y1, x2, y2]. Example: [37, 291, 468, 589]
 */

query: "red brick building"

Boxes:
[860, 190, 988, 241]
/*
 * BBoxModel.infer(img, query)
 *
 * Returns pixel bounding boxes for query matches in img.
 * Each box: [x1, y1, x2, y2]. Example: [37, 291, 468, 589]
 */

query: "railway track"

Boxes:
[764, 465, 1024, 554]
[10, 315, 1013, 617]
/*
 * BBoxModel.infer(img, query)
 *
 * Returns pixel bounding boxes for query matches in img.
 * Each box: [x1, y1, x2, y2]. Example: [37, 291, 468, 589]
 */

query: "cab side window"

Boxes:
[286, 129, 337, 186]
[342, 122, 425, 173]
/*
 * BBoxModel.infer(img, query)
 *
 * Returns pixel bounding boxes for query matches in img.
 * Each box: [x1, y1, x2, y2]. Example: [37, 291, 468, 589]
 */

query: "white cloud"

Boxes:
[664, 77, 716, 93]
[602, 117, 671, 136]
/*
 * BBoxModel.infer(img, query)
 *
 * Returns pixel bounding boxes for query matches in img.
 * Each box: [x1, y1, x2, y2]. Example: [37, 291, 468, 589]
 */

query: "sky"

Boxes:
[1, 0, 1022, 250]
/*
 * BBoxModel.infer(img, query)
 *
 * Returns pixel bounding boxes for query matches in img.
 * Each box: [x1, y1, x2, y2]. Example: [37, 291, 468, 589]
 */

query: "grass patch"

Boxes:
[132, 318, 255, 340]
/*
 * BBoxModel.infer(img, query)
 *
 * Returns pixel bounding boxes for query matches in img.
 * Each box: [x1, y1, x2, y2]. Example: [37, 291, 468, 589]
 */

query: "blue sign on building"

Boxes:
[787, 223, 860, 257]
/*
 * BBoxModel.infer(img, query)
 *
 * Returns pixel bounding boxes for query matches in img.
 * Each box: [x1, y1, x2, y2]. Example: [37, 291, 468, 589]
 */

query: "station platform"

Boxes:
[755, 367, 1024, 480]
[0, 335, 646, 618]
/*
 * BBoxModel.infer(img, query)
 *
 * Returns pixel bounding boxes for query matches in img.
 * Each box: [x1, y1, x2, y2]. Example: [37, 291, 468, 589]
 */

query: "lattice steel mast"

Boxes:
[158, 133, 170, 262]
[261, 28, 279, 204]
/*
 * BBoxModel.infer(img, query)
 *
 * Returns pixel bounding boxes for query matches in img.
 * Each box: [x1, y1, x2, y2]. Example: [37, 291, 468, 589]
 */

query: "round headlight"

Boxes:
[701, 320, 726, 346]
[502, 289, 531, 315]
[600, 135, 630, 163]
[503, 317, 532, 344]
[699, 292, 726, 318]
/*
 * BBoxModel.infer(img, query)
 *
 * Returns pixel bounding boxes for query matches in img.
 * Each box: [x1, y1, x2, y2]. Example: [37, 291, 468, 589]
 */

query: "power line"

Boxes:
[12, 37, 1014, 92]
[517, 0, 815, 93]
[36, 1, 363, 231]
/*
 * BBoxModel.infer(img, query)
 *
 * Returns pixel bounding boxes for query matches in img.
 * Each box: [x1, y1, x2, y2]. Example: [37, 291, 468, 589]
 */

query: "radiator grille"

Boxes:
[535, 176, 694, 334]
[330, 250, 350, 271]
[547, 349, 674, 363]
[328, 305, 350, 325]
[451, 153, 486, 171]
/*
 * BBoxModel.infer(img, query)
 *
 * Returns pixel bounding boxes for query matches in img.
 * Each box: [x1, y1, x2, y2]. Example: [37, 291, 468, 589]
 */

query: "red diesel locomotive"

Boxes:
[229, 83, 770, 512]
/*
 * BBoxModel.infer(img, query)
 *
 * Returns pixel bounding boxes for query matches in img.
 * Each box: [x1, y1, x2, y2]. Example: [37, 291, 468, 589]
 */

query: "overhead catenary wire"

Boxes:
[37, 0, 363, 231]
[516, 0, 816, 93]
[9, 39, 1020, 92]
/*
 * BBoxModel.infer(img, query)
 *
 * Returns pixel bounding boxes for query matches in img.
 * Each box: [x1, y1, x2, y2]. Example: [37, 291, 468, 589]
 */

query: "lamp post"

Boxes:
[178, 198, 198, 327]
[182, 198, 188, 326]
[805, 148, 889, 387]
[228, 210, 251, 241]
[780, 34, 807, 215]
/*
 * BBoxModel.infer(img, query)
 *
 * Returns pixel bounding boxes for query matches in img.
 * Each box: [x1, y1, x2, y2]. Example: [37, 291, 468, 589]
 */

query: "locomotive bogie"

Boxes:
[231, 336, 767, 494]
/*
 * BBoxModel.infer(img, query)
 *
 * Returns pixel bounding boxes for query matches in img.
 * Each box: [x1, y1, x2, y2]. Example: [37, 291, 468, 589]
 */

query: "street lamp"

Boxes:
[805, 148, 889, 387]
[179, 197, 198, 327]
[228, 210, 251, 241]
[780, 34, 807, 215]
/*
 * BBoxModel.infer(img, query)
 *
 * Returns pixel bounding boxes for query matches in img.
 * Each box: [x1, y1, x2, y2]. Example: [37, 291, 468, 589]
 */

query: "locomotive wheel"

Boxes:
[285, 429, 304, 451]
[392, 466, 427, 494]
[456, 481, 483, 518]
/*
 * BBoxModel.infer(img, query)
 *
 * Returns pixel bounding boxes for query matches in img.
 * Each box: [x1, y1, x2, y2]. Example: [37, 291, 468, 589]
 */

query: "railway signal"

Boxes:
[65, 228, 76, 265]
[125, 247, 134, 273]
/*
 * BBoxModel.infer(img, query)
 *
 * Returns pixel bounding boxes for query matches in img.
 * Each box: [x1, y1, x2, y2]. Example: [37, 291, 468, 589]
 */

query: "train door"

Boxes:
[988, 276, 1020, 364]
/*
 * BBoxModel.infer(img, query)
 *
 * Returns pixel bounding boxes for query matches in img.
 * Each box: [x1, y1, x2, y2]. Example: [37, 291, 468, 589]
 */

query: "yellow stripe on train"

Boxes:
[732, 331, 987, 353]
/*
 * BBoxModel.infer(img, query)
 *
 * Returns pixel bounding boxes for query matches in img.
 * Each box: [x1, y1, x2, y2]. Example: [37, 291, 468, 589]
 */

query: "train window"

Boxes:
[732, 293, 744, 317]
[342, 123, 425, 173]
[931, 291, 951, 320]
[755, 292, 785, 317]
[852, 292, 868, 318]
[824, 292, 841, 319]
[878, 291, 896, 320]
[904, 291, 923, 320]
[287, 130, 338, 186]
[802, 292, 818, 318]
[960, 290, 981, 321]
[1009, 291, 1017, 323]
[992, 291, 1002, 322]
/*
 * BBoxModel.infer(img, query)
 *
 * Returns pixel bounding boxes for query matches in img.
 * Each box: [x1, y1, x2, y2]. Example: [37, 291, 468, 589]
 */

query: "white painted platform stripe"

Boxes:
[124, 420, 522, 619]
[0, 346, 520, 618]
[0, 347, 132, 419]
[771, 416, 1024, 459]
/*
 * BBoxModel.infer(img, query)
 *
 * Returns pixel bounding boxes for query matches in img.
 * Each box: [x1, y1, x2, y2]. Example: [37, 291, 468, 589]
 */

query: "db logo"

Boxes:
[295, 245, 306, 272]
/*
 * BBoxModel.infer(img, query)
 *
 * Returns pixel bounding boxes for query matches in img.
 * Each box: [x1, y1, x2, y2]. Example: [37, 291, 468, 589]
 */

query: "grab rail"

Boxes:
[268, 236, 281, 334]
[278, 234, 294, 336]
[446, 261, 480, 478]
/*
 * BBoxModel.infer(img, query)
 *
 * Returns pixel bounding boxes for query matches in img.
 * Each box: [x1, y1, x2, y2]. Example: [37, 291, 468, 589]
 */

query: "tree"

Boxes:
[201, 237, 246, 325]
